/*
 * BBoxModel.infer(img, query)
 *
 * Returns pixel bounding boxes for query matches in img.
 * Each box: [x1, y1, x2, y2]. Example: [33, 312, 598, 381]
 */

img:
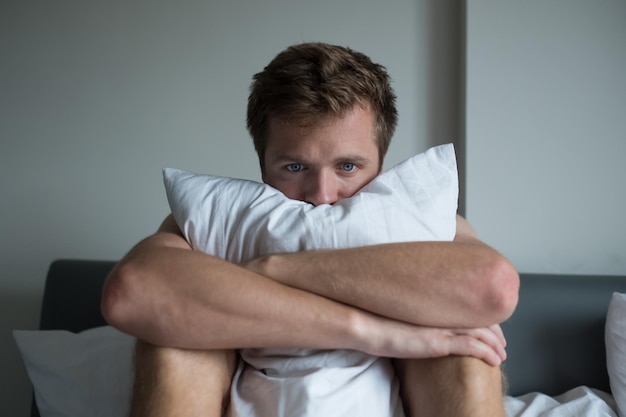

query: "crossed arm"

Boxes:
[102, 214, 519, 366]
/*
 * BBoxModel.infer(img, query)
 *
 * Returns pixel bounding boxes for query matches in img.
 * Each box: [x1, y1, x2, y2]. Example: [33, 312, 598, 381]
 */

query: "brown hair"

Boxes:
[247, 42, 398, 171]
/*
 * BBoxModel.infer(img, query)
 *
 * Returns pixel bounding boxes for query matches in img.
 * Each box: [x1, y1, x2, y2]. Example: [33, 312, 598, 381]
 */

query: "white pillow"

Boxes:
[13, 326, 135, 417]
[606, 292, 626, 417]
[163, 143, 458, 263]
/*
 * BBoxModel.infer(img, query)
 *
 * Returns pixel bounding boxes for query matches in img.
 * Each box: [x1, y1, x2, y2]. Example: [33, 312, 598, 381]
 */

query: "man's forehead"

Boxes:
[268, 103, 373, 130]
[267, 114, 336, 135]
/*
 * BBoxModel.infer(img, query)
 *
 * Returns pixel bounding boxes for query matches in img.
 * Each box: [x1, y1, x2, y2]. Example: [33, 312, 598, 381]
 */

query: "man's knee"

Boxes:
[131, 340, 238, 417]
[453, 356, 503, 394]
[134, 340, 237, 388]
[394, 356, 506, 417]
[409, 356, 503, 392]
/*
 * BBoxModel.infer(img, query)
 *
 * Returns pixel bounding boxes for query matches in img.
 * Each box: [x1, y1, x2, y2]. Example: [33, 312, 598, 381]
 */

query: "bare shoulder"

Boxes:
[157, 214, 183, 234]
[142, 214, 190, 250]
[454, 215, 480, 243]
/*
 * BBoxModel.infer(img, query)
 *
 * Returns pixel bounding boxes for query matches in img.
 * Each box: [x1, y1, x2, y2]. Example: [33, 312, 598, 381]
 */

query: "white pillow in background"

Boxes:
[606, 292, 626, 417]
[13, 326, 135, 417]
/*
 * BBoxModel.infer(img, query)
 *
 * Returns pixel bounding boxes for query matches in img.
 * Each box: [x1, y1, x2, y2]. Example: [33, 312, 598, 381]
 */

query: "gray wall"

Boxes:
[1, 1, 462, 415]
[465, 1, 626, 275]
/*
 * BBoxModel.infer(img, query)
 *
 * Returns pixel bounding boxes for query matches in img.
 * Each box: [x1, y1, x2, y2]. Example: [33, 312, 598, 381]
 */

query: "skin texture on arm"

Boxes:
[103, 216, 360, 350]
[102, 215, 509, 366]
[244, 215, 520, 329]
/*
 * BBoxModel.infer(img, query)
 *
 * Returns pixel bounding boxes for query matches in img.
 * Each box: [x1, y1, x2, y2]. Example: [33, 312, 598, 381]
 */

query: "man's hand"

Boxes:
[356, 313, 507, 366]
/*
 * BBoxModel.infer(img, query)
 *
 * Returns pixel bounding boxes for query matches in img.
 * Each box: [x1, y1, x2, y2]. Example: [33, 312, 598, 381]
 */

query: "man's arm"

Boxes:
[245, 215, 519, 328]
[102, 215, 509, 365]
[102, 216, 356, 350]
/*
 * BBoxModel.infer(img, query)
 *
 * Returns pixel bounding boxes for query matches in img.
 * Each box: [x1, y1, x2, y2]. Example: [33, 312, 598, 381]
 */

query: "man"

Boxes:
[102, 42, 519, 416]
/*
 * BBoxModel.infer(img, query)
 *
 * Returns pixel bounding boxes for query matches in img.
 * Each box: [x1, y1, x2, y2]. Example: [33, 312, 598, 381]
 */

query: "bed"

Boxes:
[14, 258, 626, 417]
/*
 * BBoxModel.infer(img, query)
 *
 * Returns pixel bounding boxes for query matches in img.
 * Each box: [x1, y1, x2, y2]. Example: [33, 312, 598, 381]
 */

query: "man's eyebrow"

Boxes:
[337, 155, 373, 163]
[268, 154, 374, 164]
[266, 154, 304, 164]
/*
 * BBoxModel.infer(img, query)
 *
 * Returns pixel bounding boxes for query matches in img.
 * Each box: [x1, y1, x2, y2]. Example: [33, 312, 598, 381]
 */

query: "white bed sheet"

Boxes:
[505, 386, 618, 417]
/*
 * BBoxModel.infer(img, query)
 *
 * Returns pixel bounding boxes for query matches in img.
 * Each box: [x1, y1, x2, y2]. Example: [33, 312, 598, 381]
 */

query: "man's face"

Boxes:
[262, 105, 381, 206]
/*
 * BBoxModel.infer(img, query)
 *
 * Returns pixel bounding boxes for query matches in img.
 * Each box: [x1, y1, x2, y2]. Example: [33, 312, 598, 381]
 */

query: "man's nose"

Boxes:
[305, 171, 339, 206]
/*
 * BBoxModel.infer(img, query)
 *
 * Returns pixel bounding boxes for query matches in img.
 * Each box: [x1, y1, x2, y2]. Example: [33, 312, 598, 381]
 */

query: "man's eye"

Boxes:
[286, 163, 303, 172]
[341, 163, 357, 172]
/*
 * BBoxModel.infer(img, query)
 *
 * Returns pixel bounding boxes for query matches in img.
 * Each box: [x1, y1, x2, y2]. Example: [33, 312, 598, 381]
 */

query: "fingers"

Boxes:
[447, 332, 504, 367]
[363, 313, 508, 366]
[434, 324, 506, 367]
[490, 324, 506, 347]
[394, 326, 507, 366]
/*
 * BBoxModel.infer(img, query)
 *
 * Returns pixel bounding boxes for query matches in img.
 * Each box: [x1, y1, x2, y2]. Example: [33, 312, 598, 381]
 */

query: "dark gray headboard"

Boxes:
[32, 260, 114, 417]
[39, 259, 112, 331]
[33, 259, 626, 417]
[502, 273, 626, 396]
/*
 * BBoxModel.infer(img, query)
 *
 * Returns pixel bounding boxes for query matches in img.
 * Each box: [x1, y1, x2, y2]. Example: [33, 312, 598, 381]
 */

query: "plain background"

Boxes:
[465, 1, 626, 276]
[1, 1, 624, 416]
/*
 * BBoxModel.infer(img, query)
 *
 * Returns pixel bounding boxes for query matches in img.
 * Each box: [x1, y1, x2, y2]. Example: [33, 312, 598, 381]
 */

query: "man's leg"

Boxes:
[394, 356, 506, 417]
[130, 340, 238, 417]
